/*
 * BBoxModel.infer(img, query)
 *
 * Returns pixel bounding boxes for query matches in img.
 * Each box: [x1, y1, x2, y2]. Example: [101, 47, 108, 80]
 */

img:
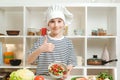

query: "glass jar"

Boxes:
[27, 28, 36, 36]
[91, 30, 97, 36]
[36, 29, 41, 36]
[41, 27, 47, 36]
[4, 52, 14, 64]
[63, 26, 68, 36]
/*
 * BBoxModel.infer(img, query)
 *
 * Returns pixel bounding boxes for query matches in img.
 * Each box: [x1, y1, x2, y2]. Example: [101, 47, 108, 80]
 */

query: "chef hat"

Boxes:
[44, 4, 73, 25]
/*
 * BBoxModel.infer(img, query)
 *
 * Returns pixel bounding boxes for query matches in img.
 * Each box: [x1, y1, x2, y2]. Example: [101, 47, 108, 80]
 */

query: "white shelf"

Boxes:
[86, 66, 117, 69]
[87, 36, 116, 38]
[0, 64, 23, 68]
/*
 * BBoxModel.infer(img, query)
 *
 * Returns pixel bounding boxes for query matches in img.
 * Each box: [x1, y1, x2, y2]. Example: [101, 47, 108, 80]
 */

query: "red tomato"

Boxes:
[34, 75, 44, 80]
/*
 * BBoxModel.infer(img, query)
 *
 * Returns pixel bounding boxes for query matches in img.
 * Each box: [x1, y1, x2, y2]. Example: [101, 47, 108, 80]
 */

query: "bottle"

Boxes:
[3, 47, 14, 64]
[63, 26, 68, 36]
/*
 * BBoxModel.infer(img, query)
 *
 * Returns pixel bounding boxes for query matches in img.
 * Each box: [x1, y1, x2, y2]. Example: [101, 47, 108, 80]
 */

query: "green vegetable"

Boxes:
[71, 77, 82, 80]
[97, 72, 113, 80]
[9, 68, 35, 80]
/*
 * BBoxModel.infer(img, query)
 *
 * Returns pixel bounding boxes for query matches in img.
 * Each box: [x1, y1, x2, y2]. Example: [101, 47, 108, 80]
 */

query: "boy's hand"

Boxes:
[40, 36, 55, 52]
[61, 65, 73, 80]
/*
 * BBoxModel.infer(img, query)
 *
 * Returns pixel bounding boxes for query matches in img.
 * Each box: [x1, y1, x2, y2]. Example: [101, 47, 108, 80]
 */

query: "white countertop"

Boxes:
[42, 75, 72, 80]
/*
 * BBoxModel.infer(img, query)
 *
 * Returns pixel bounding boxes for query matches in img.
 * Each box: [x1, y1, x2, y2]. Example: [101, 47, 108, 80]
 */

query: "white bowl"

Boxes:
[48, 62, 68, 79]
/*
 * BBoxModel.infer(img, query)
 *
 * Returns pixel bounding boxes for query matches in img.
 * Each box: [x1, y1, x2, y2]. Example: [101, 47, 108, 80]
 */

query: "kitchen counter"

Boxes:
[42, 75, 96, 80]
[40, 75, 73, 80]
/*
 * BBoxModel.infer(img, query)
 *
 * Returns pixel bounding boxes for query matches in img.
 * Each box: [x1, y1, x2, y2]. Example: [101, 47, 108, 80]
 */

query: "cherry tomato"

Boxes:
[34, 75, 44, 80]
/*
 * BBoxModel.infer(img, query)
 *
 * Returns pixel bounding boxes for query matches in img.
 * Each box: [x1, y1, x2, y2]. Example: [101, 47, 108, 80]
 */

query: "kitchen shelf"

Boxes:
[87, 38, 116, 62]
[86, 66, 117, 69]
[0, 7, 23, 36]
[87, 69, 116, 80]
[87, 36, 116, 38]
[0, 65, 23, 68]
[87, 7, 117, 36]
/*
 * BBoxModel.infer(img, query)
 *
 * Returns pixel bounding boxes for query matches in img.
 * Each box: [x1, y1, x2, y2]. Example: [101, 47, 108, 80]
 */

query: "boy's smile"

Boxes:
[48, 18, 65, 38]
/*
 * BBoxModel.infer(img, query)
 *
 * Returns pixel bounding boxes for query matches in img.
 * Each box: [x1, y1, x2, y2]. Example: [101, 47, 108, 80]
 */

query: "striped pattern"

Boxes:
[28, 36, 77, 75]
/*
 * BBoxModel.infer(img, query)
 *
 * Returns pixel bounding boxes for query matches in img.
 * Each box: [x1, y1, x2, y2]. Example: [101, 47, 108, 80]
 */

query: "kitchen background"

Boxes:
[0, 0, 120, 80]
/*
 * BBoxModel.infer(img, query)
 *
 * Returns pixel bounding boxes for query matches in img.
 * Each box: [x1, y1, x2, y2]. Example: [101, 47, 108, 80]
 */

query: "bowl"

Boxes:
[10, 59, 21, 66]
[0, 33, 5, 36]
[6, 30, 20, 35]
[48, 62, 68, 79]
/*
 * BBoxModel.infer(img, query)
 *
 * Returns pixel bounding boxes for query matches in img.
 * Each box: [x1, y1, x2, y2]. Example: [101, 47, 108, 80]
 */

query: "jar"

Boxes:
[41, 27, 47, 36]
[98, 28, 104, 36]
[103, 30, 107, 36]
[74, 29, 83, 35]
[63, 26, 68, 36]
[36, 29, 41, 36]
[91, 30, 97, 36]
[27, 28, 36, 36]
[4, 52, 14, 64]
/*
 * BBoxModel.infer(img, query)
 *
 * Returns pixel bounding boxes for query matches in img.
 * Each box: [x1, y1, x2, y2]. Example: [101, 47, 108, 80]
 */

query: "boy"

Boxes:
[27, 4, 77, 79]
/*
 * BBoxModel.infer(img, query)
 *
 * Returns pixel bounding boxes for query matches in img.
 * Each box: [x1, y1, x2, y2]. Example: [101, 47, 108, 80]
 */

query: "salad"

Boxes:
[97, 72, 113, 80]
[48, 63, 67, 78]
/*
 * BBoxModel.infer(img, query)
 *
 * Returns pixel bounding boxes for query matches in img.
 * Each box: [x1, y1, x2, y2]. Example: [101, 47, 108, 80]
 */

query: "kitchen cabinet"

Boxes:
[0, 3, 119, 80]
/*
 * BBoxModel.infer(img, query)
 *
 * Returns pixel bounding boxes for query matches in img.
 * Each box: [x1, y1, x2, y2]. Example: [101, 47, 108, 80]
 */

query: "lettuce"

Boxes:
[10, 68, 35, 80]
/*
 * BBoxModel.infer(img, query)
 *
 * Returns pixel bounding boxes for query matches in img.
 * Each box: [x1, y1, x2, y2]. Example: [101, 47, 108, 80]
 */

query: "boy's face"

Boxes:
[48, 18, 65, 35]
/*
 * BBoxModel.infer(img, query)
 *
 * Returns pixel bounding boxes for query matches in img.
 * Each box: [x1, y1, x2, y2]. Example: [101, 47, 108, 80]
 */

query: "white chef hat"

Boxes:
[44, 4, 73, 25]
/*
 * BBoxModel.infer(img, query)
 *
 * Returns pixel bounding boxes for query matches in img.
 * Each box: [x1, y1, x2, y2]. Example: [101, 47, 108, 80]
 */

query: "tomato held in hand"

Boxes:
[34, 75, 44, 80]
